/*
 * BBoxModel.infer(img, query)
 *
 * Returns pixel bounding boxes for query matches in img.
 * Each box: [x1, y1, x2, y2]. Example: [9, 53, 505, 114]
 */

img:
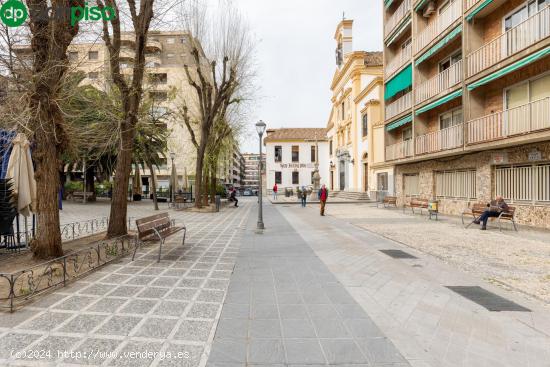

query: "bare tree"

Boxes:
[23, 0, 86, 258]
[178, 0, 255, 208]
[96, 0, 155, 237]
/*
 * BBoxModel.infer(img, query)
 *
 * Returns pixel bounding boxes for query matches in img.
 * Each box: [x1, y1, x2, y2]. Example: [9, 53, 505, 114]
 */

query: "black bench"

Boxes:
[132, 213, 186, 262]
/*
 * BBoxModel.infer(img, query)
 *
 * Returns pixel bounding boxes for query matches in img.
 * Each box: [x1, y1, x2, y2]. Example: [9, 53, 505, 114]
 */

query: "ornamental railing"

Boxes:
[415, 60, 462, 104]
[414, 0, 462, 54]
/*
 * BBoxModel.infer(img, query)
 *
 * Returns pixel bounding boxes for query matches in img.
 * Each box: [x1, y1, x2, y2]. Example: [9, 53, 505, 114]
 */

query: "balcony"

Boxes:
[467, 6, 550, 77]
[467, 97, 550, 144]
[385, 92, 412, 120]
[386, 42, 412, 78]
[415, 60, 462, 104]
[146, 39, 163, 52]
[415, 123, 464, 155]
[386, 140, 414, 161]
[414, 0, 462, 54]
[385, 0, 412, 38]
[464, 0, 483, 11]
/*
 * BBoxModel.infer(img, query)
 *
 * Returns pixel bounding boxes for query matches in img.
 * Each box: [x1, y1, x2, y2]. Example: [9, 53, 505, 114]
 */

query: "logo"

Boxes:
[0, 0, 28, 27]
[0, 1, 116, 27]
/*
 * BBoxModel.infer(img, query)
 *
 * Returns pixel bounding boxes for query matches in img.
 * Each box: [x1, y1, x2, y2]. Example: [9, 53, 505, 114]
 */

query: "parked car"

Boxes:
[243, 189, 253, 196]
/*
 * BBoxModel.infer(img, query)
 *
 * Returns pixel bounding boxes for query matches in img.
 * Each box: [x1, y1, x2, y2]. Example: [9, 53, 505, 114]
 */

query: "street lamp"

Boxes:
[170, 151, 176, 204]
[255, 120, 266, 230]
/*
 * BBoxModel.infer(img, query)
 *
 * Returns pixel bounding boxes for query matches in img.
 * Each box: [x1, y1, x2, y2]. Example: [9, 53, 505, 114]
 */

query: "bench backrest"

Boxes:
[471, 203, 487, 213]
[136, 213, 171, 240]
[410, 198, 429, 206]
[384, 196, 397, 203]
[502, 206, 516, 217]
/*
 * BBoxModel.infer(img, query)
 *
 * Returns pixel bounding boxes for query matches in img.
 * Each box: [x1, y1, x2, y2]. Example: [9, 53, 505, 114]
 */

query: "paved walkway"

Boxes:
[207, 203, 408, 366]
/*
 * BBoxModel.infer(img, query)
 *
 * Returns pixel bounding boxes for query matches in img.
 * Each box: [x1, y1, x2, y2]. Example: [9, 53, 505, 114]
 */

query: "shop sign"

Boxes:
[528, 149, 542, 162]
[492, 152, 508, 165]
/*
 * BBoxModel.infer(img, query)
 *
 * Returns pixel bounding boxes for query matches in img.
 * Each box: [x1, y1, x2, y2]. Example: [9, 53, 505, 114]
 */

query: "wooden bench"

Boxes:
[403, 198, 429, 215]
[377, 196, 397, 208]
[132, 213, 186, 262]
[72, 191, 95, 202]
[462, 203, 518, 231]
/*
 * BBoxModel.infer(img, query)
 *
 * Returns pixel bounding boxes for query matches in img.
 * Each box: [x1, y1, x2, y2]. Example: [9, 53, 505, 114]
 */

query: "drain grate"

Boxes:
[446, 286, 531, 312]
[379, 249, 417, 259]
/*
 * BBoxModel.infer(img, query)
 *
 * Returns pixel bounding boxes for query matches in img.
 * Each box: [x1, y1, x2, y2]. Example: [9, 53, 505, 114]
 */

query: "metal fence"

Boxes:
[0, 235, 137, 312]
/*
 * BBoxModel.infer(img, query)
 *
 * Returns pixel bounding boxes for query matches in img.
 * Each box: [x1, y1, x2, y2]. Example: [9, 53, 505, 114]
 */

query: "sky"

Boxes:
[234, 0, 383, 153]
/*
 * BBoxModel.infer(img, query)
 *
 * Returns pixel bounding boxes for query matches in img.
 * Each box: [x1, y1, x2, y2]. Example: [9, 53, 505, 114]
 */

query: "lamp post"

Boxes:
[170, 151, 176, 204]
[255, 120, 266, 230]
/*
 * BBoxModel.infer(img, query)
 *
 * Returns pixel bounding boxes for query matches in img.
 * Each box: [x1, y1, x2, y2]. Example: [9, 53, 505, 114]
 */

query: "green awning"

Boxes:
[385, 64, 412, 100]
[384, 0, 394, 8]
[468, 46, 550, 90]
[415, 90, 463, 115]
[415, 25, 462, 65]
[386, 16, 411, 46]
[415, 0, 429, 12]
[386, 114, 412, 131]
[466, 0, 493, 22]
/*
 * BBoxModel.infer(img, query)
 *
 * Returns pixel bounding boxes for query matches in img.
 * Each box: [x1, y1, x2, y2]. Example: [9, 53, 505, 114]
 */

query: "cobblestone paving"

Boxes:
[0, 203, 251, 367]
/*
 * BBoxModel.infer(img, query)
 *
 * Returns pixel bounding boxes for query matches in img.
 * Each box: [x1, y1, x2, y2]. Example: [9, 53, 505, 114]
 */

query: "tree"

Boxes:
[179, 0, 255, 208]
[24, 0, 86, 259]
[96, 0, 156, 237]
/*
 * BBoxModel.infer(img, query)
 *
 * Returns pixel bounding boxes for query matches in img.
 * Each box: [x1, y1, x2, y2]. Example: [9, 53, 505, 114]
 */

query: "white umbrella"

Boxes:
[6, 133, 36, 217]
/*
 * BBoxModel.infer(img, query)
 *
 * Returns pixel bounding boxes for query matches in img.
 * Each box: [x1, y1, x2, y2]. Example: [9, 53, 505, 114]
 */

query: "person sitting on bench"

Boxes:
[474, 195, 509, 230]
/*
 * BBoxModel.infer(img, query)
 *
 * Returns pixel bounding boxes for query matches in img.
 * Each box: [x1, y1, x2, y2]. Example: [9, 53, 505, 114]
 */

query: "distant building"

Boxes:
[264, 128, 330, 191]
[220, 144, 245, 190]
[242, 153, 265, 191]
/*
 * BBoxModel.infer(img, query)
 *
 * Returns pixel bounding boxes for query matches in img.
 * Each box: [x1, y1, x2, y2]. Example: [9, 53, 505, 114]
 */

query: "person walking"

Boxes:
[272, 184, 278, 200]
[318, 184, 328, 216]
[230, 187, 239, 207]
[300, 186, 307, 207]
[474, 195, 508, 230]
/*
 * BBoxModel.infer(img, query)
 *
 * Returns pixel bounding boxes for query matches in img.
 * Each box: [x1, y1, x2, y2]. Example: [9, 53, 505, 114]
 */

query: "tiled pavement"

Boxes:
[0, 202, 251, 367]
[207, 203, 409, 366]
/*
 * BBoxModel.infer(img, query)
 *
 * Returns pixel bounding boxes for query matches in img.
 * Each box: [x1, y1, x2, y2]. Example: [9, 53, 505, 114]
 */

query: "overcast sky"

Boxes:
[234, 0, 383, 153]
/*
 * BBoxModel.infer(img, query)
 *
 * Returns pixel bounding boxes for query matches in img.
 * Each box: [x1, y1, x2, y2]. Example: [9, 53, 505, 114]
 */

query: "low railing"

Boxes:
[415, 123, 464, 155]
[467, 6, 550, 77]
[467, 97, 550, 144]
[386, 92, 412, 120]
[385, 0, 412, 38]
[386, 42, 412, 78]
[0, 235, 137, 312]
[465, 0, 483, 11]
[415, 60, 462, 104]
[415, 0, 462, 53]
[386, 140, 414, 161]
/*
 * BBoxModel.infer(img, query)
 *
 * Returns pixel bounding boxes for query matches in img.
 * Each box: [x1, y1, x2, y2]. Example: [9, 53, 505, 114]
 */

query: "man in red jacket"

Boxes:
[273, 183, 278, 200]
[318, 184, 328, 216]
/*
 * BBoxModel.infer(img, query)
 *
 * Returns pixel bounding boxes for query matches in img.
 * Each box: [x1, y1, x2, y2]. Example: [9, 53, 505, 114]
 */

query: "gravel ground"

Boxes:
[325, 203, 550, 306]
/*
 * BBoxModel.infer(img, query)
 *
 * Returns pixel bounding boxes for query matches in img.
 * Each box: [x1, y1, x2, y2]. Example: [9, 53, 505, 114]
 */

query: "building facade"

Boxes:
[327, 20, 388, 195]
[265, 128, 330, 192]
[383, 0, 550, 228]
[242, 153, 266, 192]
[220, 144, 245, 190]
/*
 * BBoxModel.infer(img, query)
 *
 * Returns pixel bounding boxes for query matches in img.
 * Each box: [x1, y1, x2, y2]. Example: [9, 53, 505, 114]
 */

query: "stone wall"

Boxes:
[394, 141, 550, 229]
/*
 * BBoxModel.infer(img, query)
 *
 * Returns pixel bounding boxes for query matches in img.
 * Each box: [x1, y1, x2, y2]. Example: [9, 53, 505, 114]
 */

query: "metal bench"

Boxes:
[462, 203, 518, 231]
[132, 213, 186, 262]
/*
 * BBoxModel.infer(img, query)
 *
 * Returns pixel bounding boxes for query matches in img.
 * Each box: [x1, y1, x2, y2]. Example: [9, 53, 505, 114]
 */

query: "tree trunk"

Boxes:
[107, 125, 134, 237]
[194, 145, 206, 208]
[203, 166, 209, 207]
[148, 162, 159, 211]
[210, 169, 216, 204]
[85, 165, 95, 198]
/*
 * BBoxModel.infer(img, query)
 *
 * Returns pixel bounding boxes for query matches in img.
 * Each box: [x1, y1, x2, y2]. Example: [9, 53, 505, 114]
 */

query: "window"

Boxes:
[88, 51, 99, 60]
[292, 171, 299, 185]
[292, 146, 299, 162]
[329, 140, 333, 155]
[377, 172, 388, 191]
[88, 72, 99, 80]
[275, 171, 282, 184]
[166, 38, 176, 44]
[341, 101, 345, 120]
[435, 170, 477, 199]
[166, 53, 175, 58]
[149, 73, 168, 84]
[402, 127, 412, 141]
[68, 51, 79, 61]
[311, 146, 316, 162]
[496, 164, 550, 203]
[149, 91, 168, 102]
[403, 174, 420, 197]
[439, 108, 463, 130]
[274, 146, 282, 162]
[506, 73, 550, 109]
[362, 114, 368, 137]
[439, 52, 462, 72]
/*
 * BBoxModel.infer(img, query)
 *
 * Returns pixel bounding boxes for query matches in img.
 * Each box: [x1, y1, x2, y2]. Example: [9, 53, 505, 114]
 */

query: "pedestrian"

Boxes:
[474, 195, 509, 230]
[230, 187, 239, 207]
[318, 184, 328, 216]
[301, 186, 307, 207]
[273, 183, 278, 200]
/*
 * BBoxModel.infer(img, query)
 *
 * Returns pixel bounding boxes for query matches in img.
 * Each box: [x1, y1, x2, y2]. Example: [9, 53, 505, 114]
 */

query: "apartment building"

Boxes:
[383, 0, 550, 228]
[242, 153, 265, 192]
[220, 144, 245, 190]
[16, 31, 199, 193]
[265, 128, 330, 191]
[327, 20, 387, 194]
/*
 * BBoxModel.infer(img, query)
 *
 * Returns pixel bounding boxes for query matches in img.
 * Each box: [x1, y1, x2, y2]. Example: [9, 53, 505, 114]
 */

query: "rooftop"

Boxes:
[264, 128, 328, 143]
[363, 51, 383, 66]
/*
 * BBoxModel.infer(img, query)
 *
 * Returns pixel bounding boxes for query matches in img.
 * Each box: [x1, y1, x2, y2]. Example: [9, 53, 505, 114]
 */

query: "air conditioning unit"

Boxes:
[423, 1, 436, 17]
